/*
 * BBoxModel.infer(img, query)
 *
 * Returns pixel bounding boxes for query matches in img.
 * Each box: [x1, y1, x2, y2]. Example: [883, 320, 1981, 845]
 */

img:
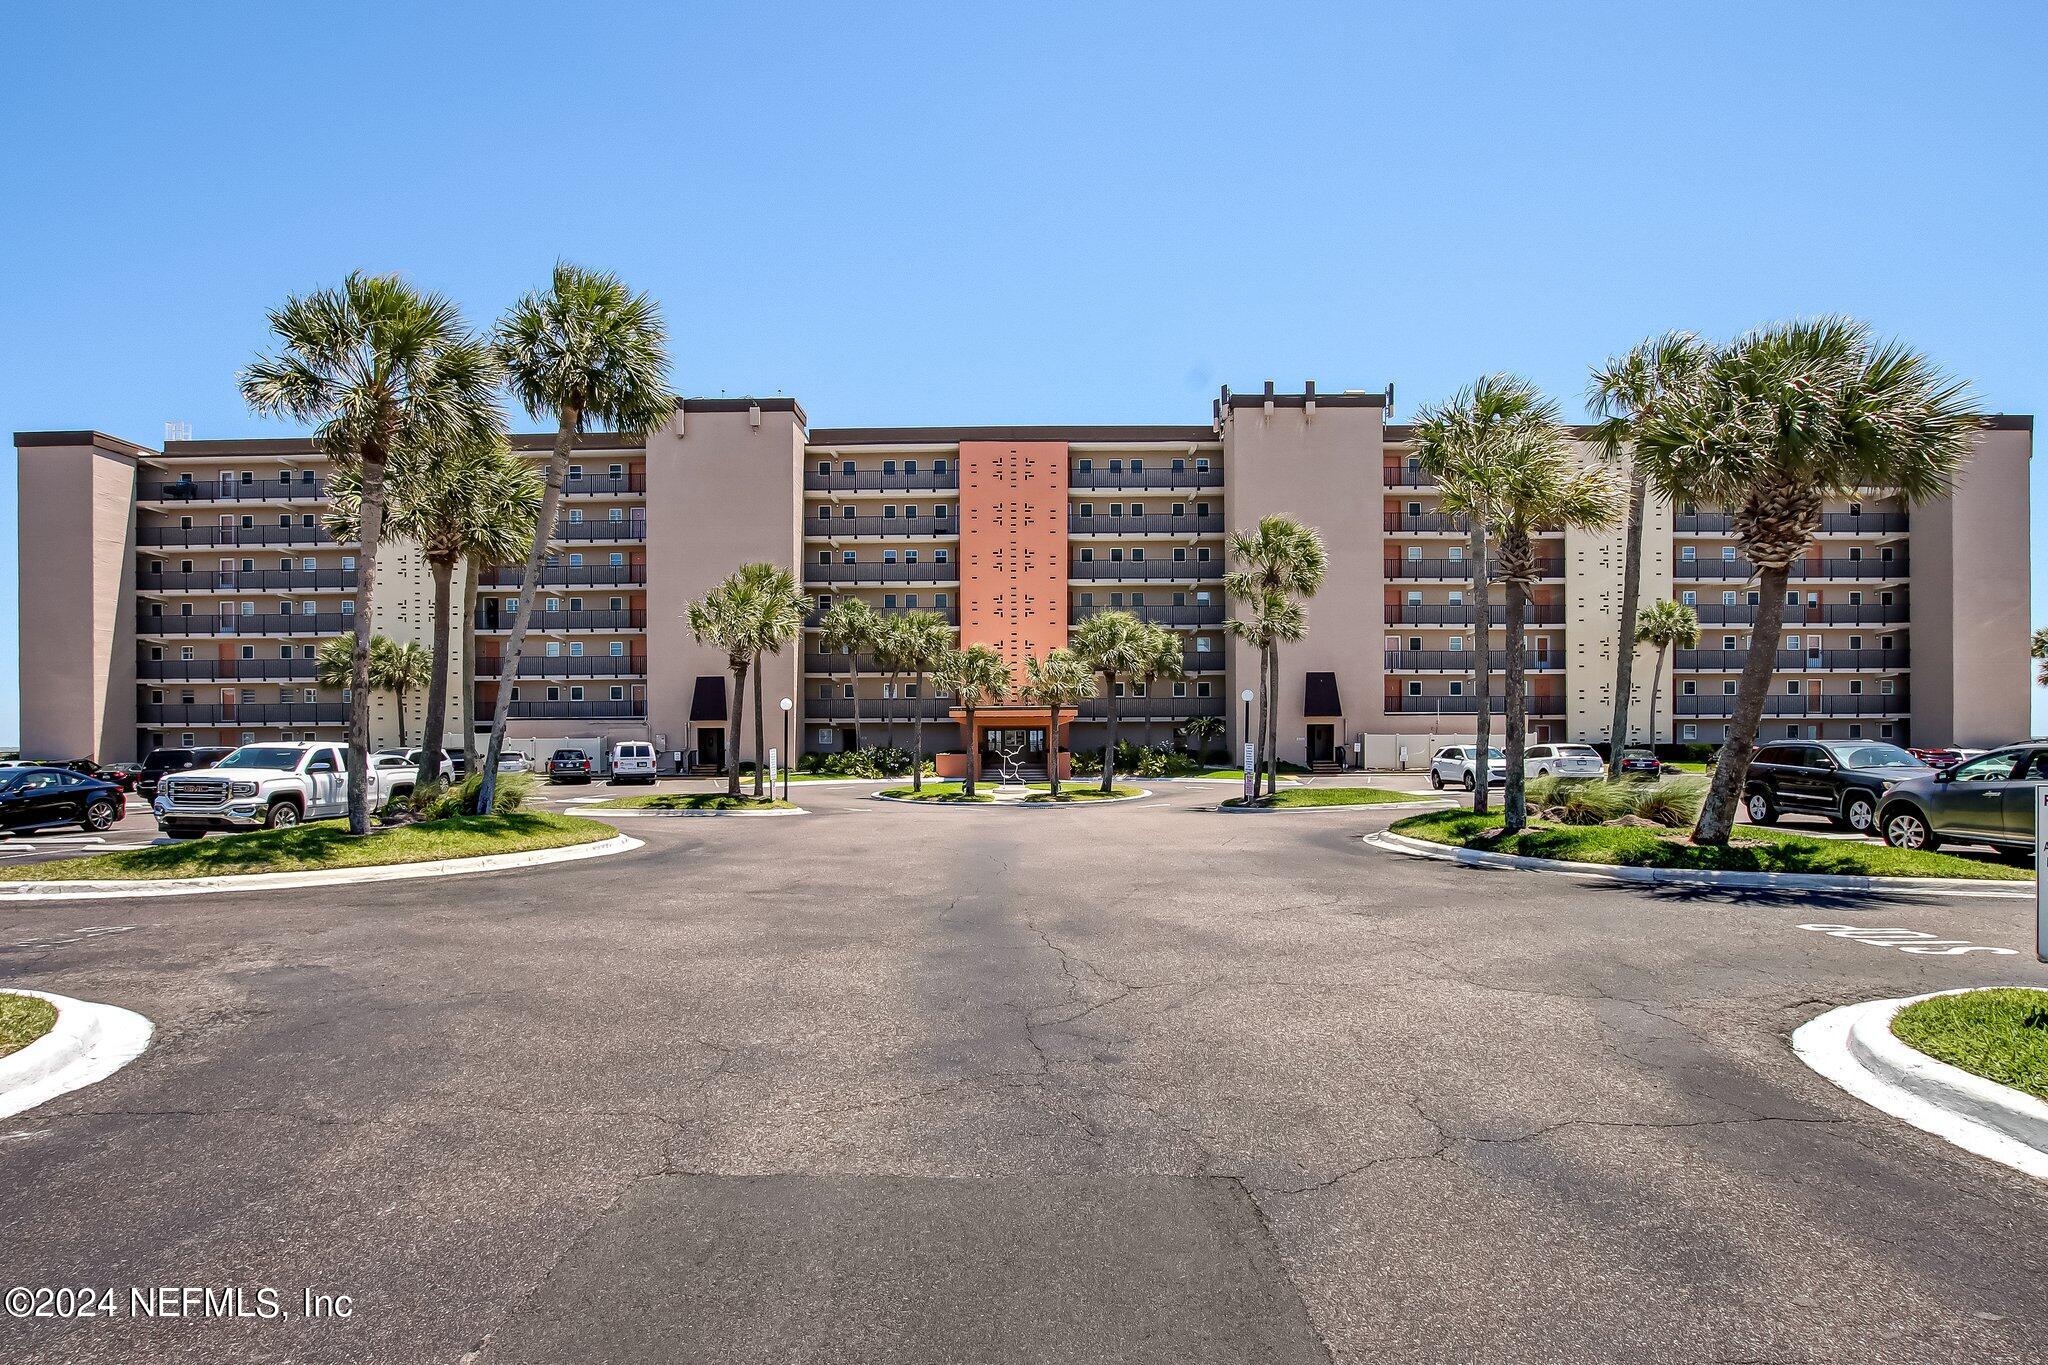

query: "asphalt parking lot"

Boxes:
[2, 782, 2043, 1362]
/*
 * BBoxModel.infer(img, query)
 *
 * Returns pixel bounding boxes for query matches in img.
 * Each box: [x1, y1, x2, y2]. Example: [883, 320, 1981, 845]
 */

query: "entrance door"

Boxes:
[1307, 725, 1335, 765]
[698, 728, 726, 771]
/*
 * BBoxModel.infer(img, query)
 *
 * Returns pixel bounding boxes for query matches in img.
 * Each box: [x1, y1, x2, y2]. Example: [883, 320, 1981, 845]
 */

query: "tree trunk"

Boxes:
[962, 706, 977, 798]
[1047, 706, 1063, 798]
[1100, 670, 1118, 794]
[1694, 564, 1792, 844]
[1502, 579, 1529, 835]
[1254, 646, 1273, 803]
[345, 448, 388, 836]
[727, 661, 748, 799]
[752, 651, 766, 798]
[848, 656, 861, 751]
[1646, 645, 1668, 758]
[1608, 466, 1649, 779]
[461, 561, 479, 779]
[911, 669, 926, 793]
[1469, 521, 1492, 815]
[416, 554, 455, 793]
[1264, 645, 1279, 800]
[481, 403, 581, 814]
[396, 687, 409, 747]
[885, 676, 897, 752]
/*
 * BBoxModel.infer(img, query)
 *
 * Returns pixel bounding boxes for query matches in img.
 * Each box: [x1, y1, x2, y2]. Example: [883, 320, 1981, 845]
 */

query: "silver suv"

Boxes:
[1875, 743, 2045, 861]
[1429, 745, 1506, 792]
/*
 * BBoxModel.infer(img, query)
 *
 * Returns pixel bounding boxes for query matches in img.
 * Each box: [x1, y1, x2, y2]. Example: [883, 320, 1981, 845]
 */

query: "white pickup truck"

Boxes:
[152, 742, 409, 837]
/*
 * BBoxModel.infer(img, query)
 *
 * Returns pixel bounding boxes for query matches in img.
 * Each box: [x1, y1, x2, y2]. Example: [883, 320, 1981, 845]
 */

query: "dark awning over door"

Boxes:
[1303, 671, 1341, 717]
[689, 675, 728, 723]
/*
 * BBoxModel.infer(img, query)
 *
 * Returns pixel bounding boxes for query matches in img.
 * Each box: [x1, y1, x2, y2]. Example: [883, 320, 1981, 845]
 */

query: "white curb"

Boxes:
[0, 990, 154, 1119]
[1364, 830, 2035, 899]
[1218, 798, 1450, 814]
[1794, 990, 2048, 1181]
[593, 806, 807, 818]
[870, 788, 1152, 807]
[0, 832, 642, 901]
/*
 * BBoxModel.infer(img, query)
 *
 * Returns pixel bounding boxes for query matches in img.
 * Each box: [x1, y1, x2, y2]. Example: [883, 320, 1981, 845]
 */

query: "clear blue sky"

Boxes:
[3, 1, 2043, 745]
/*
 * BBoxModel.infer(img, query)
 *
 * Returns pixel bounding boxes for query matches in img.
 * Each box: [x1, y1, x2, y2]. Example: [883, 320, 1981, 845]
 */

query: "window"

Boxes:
[1448, 681, 1464, 697]
[608, 552, 623, 567]
[1682, 724, 1697, 740]
[568, 508, 584, 524]
[1174, 547, 1188, 562]
[609, 641, 625, 657]
[1848, 724, 1863, 738]
[883, 550, 897, 564]
[1407, 681, 1424, 697]
[934, 459, 948, 475]
[609, 687, 625, 701]
[569, 642, 585, 657]
[1195, 682, 1211, 698]
[1406, 546, 1423, 561]
[1720, 546, 1737, 561]
[570, 687, 585, 702]
[1681, 546, 1696, 562]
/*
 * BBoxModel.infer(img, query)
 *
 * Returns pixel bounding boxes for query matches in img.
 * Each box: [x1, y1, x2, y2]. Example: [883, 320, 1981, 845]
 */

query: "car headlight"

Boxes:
[230, 781, 258, 798]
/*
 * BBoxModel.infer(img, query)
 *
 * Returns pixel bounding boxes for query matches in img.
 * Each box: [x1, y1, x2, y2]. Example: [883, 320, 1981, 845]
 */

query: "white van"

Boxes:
[610, 741, 658, 785]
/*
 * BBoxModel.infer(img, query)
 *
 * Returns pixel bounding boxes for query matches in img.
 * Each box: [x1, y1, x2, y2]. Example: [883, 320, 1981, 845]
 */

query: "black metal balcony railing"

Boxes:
[1068, 514, 1224, 536]
[1384, 603, 1568, 627]
[804, 468, 958, 493]
[138, 611, 351, 637]
[1674, 693, 1908, 718]
[804, 652, 887, 674]
[1076, 697, 1227, 721]
[1387, 558, 1564, 581]
[807, 696, 953, 721]
[1071, 603, 1226, 627]
[139, 659, 322, 682]
[1383, 651, 1563, 672]
[1386, 695, 1567, 717]
[805, 515, 956, 538]
[1673, 511, 1910, 536]
[140, 703, 349, 725]
[1673, 649, 1910, 672]
[1069, 560, 1222, 582]
[474, 609, 647, 632]
[141, 479, 329, 503]
[1692, 603, 1909, 627]
[560, 472, 645, 495]
[139, 525, 340, 550]
[137, 569, 358, 593]
[478, 564, 645, 588]
[554, 520, 646, 542]
[1676, 556, 1908, 581]
[804, 606, 959, 628]
[477, 655, 648, 679]
[1181, 648, 1225, 672]
[1383, 467, 1437, 488]
[1070, 467, 1222, 491]
[1383, 512, 1469, 534]
[803, 561, 959, 585]
[506, 700, 648, 719]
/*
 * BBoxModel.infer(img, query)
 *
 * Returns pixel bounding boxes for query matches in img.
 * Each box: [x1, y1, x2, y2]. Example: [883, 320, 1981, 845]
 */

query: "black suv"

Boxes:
[136, 746, 235, 799]
[1742, 740, 1931, 835]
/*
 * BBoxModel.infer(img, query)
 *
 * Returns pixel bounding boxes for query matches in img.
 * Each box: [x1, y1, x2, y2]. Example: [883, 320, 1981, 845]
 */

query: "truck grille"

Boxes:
[168, 779, 229, 806]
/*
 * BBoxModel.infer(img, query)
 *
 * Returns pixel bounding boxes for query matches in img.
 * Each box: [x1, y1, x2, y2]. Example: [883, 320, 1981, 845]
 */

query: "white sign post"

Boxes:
[2036, 786, 2047, 963]
[1243, 742, 1256, 803]
[768, 747, 779, 792]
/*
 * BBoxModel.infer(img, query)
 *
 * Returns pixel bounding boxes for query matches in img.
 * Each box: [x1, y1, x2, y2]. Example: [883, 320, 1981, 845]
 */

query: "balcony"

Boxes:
[139, 659, 321, 682]
[1069, 466, 1221, 492]
[478, 564, 645, 588]
[805, 652, 886, 674]
[140, 703, 348, 726]
[140, 478, 329, 503]
[1383, 466, 1437, 488]
[808, 696, 953, 721]
[804, 468, 956, 493]
[1674, 692, 1907, 718]
[1069, 560, 1221, 583]
[555, 520, 646, 542]
[1068, 514, 1223, 537]
[1692, 603, 1908, 627]
[1674, 649, 1909, 672]
[805, 515, 956, 539]
[1385, 603, 1567, 627]
[137, 568, 358, 593]
[560, 472, 645, 496]
[1384, 512, 1468, 534]
[138, 611, 350, 637]
[1181, 648, 1225, 673]
[804, 606, 959, 627]
[139, 525, 339, 550]
[1387, 558, 1562, 581]
[1384, 651, 1562, 672]
[1073, 602, 1225, 627]
[1075, 697, 1226, 721]
[1676, 556, 1908, 581]
[1673, 512, 1909, 536]
[477, 655, 647, 679]
[474, 609, 646, 633]
[804, 561, 958, 586]
[1386, 695, 1566, 717]
[506, 700, 647, 719]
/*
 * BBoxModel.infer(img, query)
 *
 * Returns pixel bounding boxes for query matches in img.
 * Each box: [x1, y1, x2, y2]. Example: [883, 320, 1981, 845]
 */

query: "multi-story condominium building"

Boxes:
[15, 386, 2032, 769]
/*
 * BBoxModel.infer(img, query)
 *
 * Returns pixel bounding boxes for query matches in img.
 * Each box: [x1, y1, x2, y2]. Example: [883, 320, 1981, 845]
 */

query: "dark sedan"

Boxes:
[0, 766, 126, 833]
[1742, 740, 1931, 835]
[47, 758, 139, 793]
[135, 746, 236, 798]
[546, 749, 594, 784]
[1617, 748, 1665, 780]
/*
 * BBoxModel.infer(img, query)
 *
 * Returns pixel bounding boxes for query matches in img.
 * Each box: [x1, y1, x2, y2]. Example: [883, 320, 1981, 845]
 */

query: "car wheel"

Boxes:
[82, 799, 118, 832]
[1882, 808, 1936, 852]
[1533, 766, 1550, 779]
[1745, 788, 1778, 825]
[1462, 772, 1477, 792]
[1428, 769, 1444, 791]
[264, 800, 301, 830]
[1841, 794, 1877, 835]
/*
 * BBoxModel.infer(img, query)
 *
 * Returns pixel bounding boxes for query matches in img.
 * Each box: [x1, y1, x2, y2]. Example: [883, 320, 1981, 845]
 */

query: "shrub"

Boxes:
[421, 769, 533, 818]
[1527, 776, 1634, 826]
[1070, 749, 1103, 776]
[1627, 777, 1706, 828]
[809, 746, 918, 778]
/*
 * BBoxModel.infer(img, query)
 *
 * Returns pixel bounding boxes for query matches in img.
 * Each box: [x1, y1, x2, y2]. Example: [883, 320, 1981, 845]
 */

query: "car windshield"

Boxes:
[214, 747, 305, 771]
[553, 751, 584, 760]
[1624, 749, 1655, 759]
[1557, 746, 1600, 757]
[1825, 742, 1921, 770]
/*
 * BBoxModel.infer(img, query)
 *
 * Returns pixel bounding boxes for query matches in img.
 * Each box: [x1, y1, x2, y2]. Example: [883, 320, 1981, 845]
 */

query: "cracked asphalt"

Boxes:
[2, 781, 2045, 1362]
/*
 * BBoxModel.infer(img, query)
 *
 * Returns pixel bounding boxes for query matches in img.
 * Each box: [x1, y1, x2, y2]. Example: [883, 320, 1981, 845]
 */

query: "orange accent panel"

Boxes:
[958, 441, 1069, 689]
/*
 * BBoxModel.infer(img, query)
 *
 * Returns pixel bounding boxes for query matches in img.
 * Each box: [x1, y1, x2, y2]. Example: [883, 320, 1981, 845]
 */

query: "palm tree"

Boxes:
[1021, 650, 1098, 799]
[687, 571, 763, 798]
[932, 644, 1011, 798]
[478, 263, 671, 813]
[1181, 714, 1224, 763]
[1635, 599, 1700, 750]
[873, 614, 905, 753]
[891, 610, 955, 794]
[456, 452, 543, 783]
[1134, 623, 1185, 752]
[242, 273, 500, 834]
[1070, 609, 1149, 792]
[2033, 626, 2048, 688]
[1487, 411, 1624, 832]
[819, 598, 879, 750]
[738, 563, 808, 798]
[376, 639, 433, 747]
[1588, 334, 1709, 779]
[1412, 377, 1553, 816]
[1223, 515, 1327, 799]
[1632, 318, 1977, 844]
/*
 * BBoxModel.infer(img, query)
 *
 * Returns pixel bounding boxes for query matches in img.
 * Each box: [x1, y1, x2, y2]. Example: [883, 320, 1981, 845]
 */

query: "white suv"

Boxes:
[1430, 745, 1506, 792]
[610, 742, 657, 785]
[1527, 743, 1604, 779]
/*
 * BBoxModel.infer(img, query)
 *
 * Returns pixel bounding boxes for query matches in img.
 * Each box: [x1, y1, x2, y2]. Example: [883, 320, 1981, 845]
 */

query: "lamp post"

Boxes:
[1240, 688, 1256, 803]
[779, 697, 793, 803]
